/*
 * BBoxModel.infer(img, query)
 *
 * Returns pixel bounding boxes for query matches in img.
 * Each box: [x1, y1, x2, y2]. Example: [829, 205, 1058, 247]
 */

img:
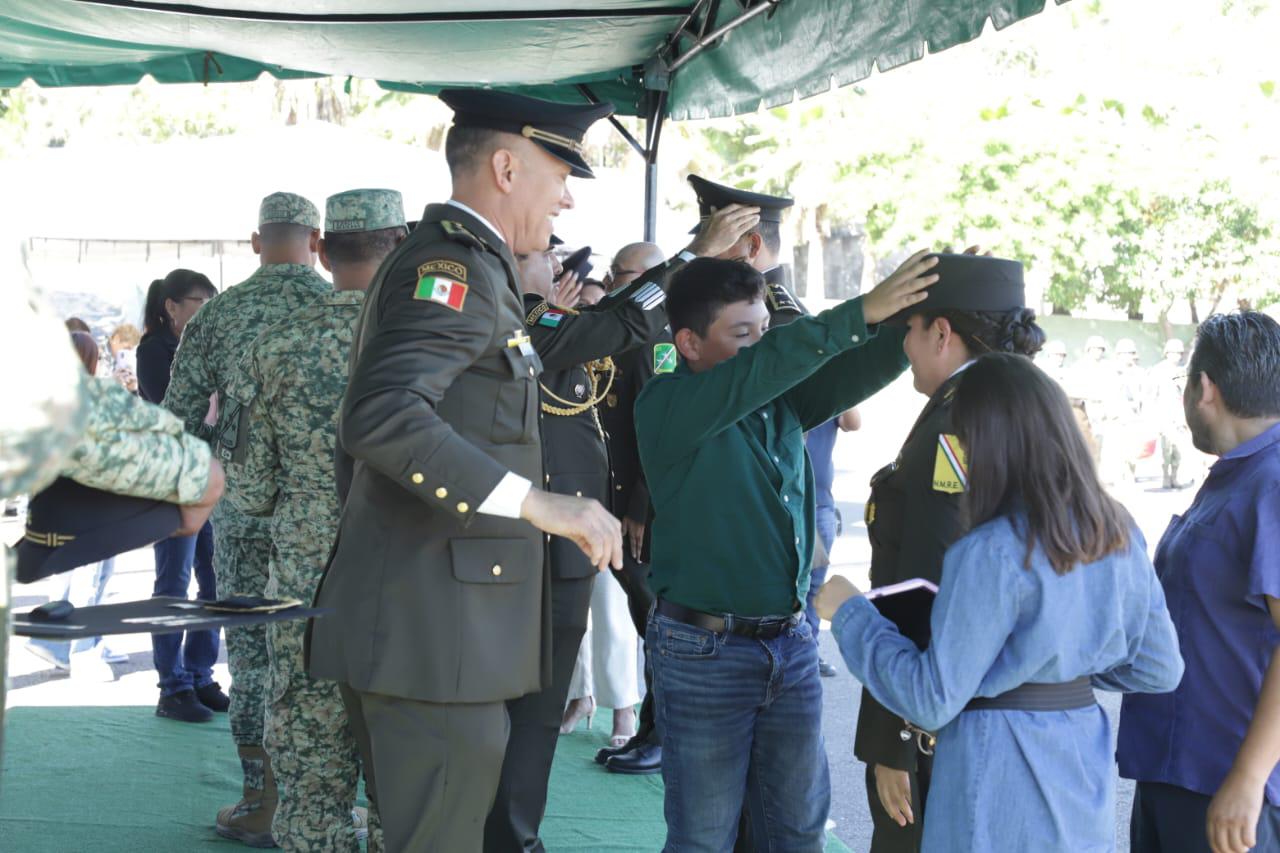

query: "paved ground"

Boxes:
[4, 371, 1206, 850]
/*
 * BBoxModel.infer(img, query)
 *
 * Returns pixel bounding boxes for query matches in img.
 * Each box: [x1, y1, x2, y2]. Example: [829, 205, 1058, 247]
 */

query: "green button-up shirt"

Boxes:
[635, 296, 908, 617]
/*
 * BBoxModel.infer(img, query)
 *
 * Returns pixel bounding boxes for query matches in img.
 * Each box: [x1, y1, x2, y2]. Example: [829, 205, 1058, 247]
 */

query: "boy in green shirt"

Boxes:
[635, 252, 936, 850]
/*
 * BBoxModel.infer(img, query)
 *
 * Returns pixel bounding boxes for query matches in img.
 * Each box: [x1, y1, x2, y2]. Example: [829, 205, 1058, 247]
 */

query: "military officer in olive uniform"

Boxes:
[306, 89, 624, 853]
[485, 234, 685, 851]
[858, 254, 1045, 852]
[687, 174, 807, 323]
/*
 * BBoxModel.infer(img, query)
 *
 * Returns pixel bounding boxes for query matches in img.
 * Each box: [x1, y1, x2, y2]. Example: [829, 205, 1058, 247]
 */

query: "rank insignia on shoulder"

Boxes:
[653, 342, 677, 374]
[932, 433, 969, 494]
[418, 259, 468, 283]
[866, 501, 876, 525]
[414, 275, 468, 311]
[766, 282, 802, 315]
[440, 220, 483, 248]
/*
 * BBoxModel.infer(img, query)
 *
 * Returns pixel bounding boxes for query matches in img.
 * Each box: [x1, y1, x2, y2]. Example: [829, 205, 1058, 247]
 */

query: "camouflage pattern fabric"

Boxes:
[0, 272, 87, 500]
[324, 189, 405, 234]
[164, 261, 329, 756]
[66, 378, 212, 504]
[231, 290, 380, 851]
[260, 192, 322, 230]
[213, 529, 272, 748]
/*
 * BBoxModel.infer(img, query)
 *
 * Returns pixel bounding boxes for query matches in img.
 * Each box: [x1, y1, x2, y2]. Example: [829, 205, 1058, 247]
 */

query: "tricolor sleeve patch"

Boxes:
[932, 433, 968, 494]
[414, 276, 468, 311]
[537, 309, 565, 328]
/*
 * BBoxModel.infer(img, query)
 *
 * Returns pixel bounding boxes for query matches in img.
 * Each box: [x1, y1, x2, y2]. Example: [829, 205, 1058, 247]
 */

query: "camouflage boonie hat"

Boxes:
[325, 188, 407, 233]
[258, 191, 321, 230]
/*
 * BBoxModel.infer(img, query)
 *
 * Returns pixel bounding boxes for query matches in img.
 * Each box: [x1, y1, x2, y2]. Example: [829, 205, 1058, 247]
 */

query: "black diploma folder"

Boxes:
[865, 578, 938, 650]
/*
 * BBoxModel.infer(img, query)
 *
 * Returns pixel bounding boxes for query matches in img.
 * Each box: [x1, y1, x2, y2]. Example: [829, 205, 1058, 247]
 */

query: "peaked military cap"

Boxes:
[259, 191, 321, 230]
[16, 477, 181, 584]
[325, 188, 407, 233]
[884, 253, 1026, 325]
[438, 88, 614, 179]
[688, 174, 794, 234]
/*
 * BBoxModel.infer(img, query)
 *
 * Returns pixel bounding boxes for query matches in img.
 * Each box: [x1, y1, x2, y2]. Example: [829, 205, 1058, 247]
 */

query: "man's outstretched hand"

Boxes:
[521, 489, 623, 572]
[687, 203, 761, 258]
[860, 249, 940, 326]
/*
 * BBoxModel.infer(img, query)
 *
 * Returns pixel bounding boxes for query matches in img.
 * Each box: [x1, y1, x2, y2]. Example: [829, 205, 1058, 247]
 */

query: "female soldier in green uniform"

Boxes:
[856, 253, 1046, 852]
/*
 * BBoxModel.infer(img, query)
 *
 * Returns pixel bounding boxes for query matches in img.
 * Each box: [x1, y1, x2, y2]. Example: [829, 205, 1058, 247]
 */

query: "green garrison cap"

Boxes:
[884, 253, 1026, 325]
[325, 188, 406, 233]
[258, 191, 321, 230]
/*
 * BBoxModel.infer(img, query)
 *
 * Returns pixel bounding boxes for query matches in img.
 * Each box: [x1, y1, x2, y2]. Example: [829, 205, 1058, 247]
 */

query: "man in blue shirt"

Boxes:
[1118, 311, 1280, 853]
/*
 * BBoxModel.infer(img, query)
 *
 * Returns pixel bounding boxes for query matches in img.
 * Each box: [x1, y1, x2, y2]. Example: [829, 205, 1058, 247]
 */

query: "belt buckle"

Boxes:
[899, 720, 936, 756]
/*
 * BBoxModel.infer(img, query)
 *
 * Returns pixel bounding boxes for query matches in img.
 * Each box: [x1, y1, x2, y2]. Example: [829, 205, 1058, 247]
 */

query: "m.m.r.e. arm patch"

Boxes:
[932, 433, 969, 494]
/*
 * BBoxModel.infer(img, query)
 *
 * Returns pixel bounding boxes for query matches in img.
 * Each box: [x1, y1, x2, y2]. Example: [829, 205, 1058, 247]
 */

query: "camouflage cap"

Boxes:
[258, 191, 321, 230]
[325, 188, 407, 233]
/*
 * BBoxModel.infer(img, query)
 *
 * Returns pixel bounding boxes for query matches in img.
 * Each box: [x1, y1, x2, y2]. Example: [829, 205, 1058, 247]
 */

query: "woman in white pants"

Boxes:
[562, 572, 641, 746]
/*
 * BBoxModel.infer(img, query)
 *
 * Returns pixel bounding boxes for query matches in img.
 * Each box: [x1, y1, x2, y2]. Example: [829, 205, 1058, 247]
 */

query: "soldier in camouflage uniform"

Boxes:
[227, 190, 406, 852]
[163, 191, 330, 846]
[1, 254, 224, 767]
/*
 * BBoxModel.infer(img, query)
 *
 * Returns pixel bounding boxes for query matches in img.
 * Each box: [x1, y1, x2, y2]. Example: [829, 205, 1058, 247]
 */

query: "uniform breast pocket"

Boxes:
[491, 347, 543, 444]
[450, 538, 531, 586]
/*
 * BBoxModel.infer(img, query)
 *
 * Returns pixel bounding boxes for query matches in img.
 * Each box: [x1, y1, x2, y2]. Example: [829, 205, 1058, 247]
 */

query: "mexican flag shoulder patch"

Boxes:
[537, 310, 565, 328]
[414, 276, 468, 311]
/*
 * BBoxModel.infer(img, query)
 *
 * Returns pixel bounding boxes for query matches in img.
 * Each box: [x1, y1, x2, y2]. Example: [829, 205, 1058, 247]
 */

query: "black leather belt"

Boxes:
[655, 598, 800, 640]
[963, 677, 1095, 712]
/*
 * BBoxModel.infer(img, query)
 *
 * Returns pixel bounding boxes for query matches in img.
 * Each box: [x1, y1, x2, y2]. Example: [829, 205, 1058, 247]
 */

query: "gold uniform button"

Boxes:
[435, 487, 448, 499]
[575, 490, 583, 497]
[411, 473, 424, 484]
[491, 565, 503, 577]
[457, 502, 470, 514]
[528, 366, 536, 376]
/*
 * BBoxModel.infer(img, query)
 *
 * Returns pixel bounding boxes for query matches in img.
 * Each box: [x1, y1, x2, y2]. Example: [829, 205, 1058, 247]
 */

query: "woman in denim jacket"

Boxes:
[817, 353, 1185, 852]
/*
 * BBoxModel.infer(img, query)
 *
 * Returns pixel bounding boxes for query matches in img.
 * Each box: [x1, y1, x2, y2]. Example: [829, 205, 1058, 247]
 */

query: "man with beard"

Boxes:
[1118, 312, 1280, 853]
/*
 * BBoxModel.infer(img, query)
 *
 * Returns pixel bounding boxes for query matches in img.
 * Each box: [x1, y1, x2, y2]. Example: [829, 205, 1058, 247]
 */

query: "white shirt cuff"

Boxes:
[478, 472, 533, 518]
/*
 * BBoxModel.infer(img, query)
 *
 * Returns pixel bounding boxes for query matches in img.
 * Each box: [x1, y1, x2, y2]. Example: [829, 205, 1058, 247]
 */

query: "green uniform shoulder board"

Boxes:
[766, 282, 801, 316]
[440, 220, 484, 250]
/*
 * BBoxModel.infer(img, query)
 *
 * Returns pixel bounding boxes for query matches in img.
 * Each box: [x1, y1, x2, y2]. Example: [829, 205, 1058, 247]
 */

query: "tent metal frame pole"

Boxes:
[643, 89, 668, 244]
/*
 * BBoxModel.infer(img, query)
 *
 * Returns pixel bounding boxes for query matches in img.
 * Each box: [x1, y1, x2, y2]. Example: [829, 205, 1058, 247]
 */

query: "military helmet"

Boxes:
[1043, 339, 1067, 356]
[1085, 335, 1108, 352]
[1163, 338, 1186, 355]
[1115, 338, 1138, 354]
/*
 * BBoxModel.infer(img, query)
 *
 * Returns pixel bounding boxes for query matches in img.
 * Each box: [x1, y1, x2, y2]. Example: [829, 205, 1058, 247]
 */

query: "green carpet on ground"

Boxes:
[0, 706, 850, 851]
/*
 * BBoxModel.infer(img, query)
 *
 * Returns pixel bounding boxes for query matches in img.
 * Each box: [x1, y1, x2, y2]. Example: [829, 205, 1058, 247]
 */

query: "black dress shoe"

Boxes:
[196, 681, 231, 712]
[818, 658, 838, 678]
[606, 742, 661, 775]
[156, 689, 214, 723]
[594, 739, 637, 766]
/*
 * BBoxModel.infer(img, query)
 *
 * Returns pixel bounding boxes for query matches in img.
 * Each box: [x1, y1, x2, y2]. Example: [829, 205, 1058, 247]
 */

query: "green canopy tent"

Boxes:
[0, 0, 1070, 238]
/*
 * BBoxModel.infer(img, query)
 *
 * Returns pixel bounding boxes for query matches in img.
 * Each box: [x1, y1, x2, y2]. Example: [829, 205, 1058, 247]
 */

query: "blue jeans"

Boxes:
[647, 610, 830, 852]
[151, 520, 219, 696]
[803, 505, 838, 637]
[26, 557, 116, 665]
